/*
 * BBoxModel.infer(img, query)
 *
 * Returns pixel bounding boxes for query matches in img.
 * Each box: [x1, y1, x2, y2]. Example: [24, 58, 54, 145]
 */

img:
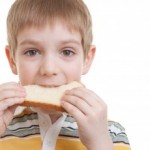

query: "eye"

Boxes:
[24, 49, 40, 56]
[62, 49, 75, 57]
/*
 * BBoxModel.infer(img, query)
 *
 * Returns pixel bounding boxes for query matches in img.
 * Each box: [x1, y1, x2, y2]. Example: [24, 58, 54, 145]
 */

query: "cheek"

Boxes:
[64, 61, 83, 82]
[16, 61, 37, 85]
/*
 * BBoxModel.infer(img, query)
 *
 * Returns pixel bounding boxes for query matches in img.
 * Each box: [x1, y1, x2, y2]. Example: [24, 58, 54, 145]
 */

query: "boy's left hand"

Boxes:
[61, 87, 113, 150]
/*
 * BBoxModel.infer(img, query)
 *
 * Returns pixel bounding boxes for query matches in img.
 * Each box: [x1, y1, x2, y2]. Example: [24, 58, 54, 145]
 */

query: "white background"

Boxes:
[0, 1, 150, 150]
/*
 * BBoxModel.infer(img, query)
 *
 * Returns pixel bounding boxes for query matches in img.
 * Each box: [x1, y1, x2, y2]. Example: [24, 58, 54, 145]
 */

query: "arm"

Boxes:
[61, 87, 114, 150]
[0, 82, 25, 136]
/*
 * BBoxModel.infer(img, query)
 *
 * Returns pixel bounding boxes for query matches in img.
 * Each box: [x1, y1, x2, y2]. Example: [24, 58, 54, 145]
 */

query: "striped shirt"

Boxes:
[0, 107, 131, 150]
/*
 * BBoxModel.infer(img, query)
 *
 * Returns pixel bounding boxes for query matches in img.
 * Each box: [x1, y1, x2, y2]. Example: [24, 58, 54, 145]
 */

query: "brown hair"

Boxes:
[7, 0, 93, 58]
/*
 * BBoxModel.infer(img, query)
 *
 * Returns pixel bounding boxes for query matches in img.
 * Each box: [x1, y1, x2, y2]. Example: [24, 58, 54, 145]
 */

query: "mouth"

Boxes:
[35, 82, 67, 88]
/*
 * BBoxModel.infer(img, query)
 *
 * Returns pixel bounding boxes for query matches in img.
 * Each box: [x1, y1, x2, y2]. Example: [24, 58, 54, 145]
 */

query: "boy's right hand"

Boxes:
[0, 82, 26, 136]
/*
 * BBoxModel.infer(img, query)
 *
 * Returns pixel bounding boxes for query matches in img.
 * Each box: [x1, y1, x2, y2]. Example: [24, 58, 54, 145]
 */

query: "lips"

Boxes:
[35, 81, 66, 88]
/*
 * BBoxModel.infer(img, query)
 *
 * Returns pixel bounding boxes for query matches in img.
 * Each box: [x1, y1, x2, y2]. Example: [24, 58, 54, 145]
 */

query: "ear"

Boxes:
[82, 45, 96, 75]
[5, 46, 18, 75]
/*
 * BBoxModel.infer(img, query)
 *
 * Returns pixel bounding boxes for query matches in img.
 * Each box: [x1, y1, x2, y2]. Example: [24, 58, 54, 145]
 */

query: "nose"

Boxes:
[39, 55, 59, 76]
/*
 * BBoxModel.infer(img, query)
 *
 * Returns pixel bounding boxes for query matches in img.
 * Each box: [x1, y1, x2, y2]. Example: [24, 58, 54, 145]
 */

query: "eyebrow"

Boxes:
[59, 39, 81, 46]
[18, 39, 42, 46]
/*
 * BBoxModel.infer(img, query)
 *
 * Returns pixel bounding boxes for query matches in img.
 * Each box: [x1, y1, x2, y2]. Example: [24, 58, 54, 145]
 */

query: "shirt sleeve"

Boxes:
[108, 121, 131, 150]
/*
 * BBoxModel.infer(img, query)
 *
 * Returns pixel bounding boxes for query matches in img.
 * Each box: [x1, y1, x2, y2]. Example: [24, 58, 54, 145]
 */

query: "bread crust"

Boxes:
[22, 100, 65, 112]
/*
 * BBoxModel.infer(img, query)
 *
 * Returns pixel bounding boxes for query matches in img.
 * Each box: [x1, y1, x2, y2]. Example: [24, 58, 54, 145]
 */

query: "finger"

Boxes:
[0, 105, 17, 135]
[65, 87, 105, 108]
[61, 99, 86, 122]
[0, 120, 6, 136]
[62, 94, 92, 115]
[0, 82, 25, 92]
[4, 105, 17, 126]
[0, 89, 26, 101]
[0, 97, 24, 113]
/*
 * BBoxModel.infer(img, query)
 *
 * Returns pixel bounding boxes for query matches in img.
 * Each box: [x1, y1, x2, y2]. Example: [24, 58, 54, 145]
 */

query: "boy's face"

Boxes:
[6, 22, 95, 86]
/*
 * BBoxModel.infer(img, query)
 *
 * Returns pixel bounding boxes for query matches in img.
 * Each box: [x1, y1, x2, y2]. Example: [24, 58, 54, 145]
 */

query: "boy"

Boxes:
[0, 0, 131, 150]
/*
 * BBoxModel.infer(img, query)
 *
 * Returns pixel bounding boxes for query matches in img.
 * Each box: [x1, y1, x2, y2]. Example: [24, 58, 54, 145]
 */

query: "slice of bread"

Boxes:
[22, 81, 83, 112]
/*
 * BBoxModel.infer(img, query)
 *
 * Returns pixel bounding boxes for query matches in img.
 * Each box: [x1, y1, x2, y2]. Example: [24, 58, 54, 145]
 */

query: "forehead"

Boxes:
[17, 21, 82, 46]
